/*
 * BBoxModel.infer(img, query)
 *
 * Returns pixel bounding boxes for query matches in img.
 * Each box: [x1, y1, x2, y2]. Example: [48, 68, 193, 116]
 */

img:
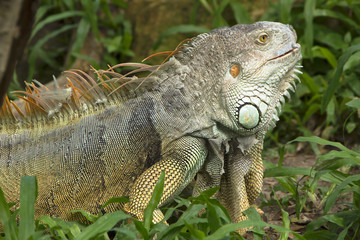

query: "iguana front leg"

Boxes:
[244, 144, 264, 205]
[218, 141, 264, 225]
[124, 136, 207, 222]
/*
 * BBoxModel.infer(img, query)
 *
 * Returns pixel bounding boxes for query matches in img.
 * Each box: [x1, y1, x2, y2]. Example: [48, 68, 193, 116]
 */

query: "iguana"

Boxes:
[0, 21, 302, 232]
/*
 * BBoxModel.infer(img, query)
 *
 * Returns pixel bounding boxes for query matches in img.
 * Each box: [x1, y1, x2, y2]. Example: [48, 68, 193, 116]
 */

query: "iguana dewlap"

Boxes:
[0, 21, 301, 230]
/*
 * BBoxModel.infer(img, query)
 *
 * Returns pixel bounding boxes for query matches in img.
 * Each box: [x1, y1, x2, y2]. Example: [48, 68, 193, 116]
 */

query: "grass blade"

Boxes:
[321, 43, 360, 112]
[80, 0, 100, 40]
[154, 25, 209, 49]
[101, 196, 129, 209]
[38, 215, 67, 239]
[0, 187, 18, 240]
[74, 211, 129, 240]
[206, 202, 221, 233]
[70, 18, 91, 62]
[279, 0, 295, 23]
[143, 171, 165, 231]
[314, 9, 359, 29]
[31, 11, 84, 39]
[290, 136, 359, 155]
[324, 175, 360, 214]
[28, 24, 77, 81]
[304, 0, 316, 58]
[19, 176, 37, 240]
[264, 166, 312, 178]
[229, 2, 251, 24]
[279, 209, 290, 240]
[185, 221, 206, 239]
[346, 98, 360, 109]
[133, 219, 149, 240]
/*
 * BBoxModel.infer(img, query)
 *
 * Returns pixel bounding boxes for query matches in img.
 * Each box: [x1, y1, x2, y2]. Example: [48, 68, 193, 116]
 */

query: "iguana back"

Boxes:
[1, 78, 204, 220]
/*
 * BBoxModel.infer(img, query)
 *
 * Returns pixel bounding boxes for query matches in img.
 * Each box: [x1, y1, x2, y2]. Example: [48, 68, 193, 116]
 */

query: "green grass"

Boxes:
[9, 0, 133, 95]
[1, 136, 359, 239]
[0, 176, 297, 239]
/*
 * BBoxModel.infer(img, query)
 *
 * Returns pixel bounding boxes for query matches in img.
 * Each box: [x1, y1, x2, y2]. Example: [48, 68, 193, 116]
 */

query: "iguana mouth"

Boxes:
[268, 44, 301, 62]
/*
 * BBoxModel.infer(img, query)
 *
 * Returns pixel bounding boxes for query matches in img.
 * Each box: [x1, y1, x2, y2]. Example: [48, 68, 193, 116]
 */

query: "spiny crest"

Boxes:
[186, 33, 210, 48]
[0, 63, 160, 123]
[0, 36, 200, 124]
[174, 33, 211, 57]
[269, 63, 303, 128]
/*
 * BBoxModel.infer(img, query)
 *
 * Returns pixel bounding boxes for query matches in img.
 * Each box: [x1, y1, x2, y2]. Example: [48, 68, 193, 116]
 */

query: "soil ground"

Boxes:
[243, 153, 356, 239]
[251, 154, 318, 239]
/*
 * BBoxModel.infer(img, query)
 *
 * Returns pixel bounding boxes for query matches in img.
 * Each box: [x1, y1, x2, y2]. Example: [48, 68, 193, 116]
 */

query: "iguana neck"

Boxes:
[153, 33, 228, 125]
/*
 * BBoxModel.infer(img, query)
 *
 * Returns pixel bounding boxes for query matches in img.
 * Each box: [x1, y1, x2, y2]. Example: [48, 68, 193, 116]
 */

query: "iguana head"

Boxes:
[200, 21, 302, 136]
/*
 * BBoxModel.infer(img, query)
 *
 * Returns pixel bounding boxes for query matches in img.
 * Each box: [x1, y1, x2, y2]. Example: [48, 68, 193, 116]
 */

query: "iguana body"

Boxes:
[0, 22, 301, 229]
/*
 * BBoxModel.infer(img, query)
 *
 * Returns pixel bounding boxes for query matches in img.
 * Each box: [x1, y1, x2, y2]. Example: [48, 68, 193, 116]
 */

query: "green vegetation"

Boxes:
[1, 139, 359, 239]
[0, 174, 304, 239]
[9, 0, 133, 96]
[1, 0, 360, 239]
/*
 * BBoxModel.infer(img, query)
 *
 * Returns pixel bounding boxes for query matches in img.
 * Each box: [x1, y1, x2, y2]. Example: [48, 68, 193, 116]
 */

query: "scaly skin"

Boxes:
[0, 21, 302, 232]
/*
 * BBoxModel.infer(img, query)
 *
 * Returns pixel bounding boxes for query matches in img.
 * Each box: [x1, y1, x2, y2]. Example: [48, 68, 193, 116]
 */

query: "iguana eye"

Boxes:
[230, 64, 240, 78]
[258, 34, 268, 43]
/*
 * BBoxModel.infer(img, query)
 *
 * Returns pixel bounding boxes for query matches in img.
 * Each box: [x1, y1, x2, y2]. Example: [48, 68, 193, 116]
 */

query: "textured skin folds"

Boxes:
[0, 22, 302, 233]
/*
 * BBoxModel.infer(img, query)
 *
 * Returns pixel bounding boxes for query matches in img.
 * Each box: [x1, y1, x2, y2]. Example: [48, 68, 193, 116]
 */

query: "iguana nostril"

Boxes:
[237, 103, 260, 129]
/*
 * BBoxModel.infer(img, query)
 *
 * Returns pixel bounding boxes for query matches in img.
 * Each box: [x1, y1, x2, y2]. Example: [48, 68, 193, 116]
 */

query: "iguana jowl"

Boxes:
[0, 22, 302, 229]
